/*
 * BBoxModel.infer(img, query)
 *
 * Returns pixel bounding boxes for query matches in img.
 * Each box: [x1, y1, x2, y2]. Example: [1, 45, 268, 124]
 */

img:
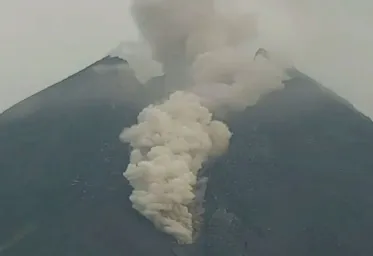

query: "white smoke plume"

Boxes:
[120, 0, 286, 244]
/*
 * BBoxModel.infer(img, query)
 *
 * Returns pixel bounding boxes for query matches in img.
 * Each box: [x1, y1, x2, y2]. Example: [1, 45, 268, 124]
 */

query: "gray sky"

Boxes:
[1, 0, 372, 117]
[0, 0, 137, 112]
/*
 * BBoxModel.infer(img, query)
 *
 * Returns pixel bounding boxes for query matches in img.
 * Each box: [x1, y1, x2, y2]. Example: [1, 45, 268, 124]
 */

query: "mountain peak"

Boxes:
[108, 41, 164, 84]
[1, 55, 373, 255]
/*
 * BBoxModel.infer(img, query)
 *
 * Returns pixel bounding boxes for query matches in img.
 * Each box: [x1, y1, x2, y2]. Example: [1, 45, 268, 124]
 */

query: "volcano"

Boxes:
[1, 55, 373, 256]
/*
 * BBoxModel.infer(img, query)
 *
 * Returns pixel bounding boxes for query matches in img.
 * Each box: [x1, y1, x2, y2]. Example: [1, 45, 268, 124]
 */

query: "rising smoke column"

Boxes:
[120, 0, 286, 244]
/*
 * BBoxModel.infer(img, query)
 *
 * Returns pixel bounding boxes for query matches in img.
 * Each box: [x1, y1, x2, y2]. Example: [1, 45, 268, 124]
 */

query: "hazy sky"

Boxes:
[1, 0, 372, 117]
[0, 0, 138, 112]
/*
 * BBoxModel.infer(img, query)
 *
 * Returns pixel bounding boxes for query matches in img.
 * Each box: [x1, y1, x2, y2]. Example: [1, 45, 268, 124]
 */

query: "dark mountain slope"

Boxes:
[1, 57, 373, 256]
[203, 71, 373, 255]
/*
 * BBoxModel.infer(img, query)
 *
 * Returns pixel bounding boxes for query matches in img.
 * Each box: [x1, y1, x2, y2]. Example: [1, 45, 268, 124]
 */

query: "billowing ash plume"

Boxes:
[120, 91, 231, 243]
[119, 0, 286, 244]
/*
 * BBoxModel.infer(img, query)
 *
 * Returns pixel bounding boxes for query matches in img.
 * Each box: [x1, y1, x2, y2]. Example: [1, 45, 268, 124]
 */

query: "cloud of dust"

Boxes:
[119, 0, 286, 244]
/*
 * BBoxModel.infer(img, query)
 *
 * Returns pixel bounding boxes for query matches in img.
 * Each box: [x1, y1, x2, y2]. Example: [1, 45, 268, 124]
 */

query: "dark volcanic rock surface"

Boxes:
[1, 57, 373, 256]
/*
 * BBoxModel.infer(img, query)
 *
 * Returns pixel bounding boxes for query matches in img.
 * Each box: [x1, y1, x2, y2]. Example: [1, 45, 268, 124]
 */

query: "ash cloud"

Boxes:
[119, 0, 286, 244]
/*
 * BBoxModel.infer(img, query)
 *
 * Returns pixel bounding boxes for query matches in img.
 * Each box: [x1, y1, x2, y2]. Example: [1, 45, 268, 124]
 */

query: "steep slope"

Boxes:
[203, 70, 373, 255]
[1, 57, 373, 256]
